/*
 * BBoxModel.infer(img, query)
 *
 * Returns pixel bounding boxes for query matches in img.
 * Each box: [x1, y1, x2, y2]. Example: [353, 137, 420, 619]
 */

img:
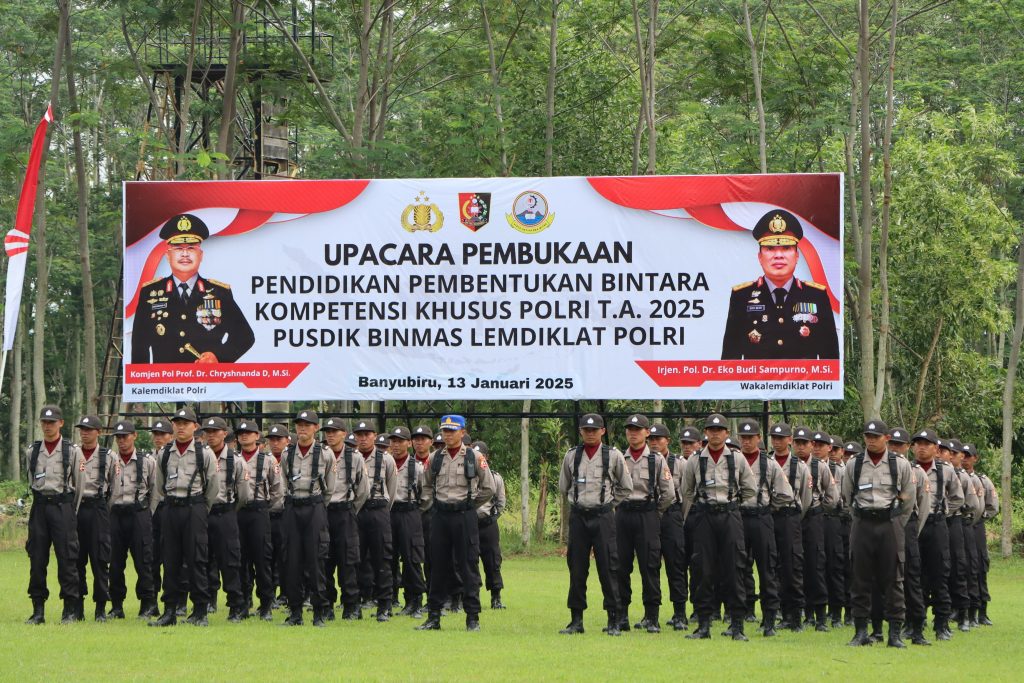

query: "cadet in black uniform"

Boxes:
[265, 424, 289, 607]
[25, 405, 84, 625]
[389, 426, 428, 616]
[130, 213, 254, 364]
[648, 423, 688, 630]
[411, 426, 435, 596]
[74, 414, 114, 622]
[722, 209, 839, 360]
[322, 418, 368, 620]
[678, 426, 702, 620]
[146, 419, 173, 617]
[353, 420, 398, 621]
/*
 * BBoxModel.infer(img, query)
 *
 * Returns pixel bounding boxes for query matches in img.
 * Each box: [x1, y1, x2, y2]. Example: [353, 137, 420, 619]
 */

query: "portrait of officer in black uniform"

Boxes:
[131, 213, 255, 364]
[721, 209, 839, 360]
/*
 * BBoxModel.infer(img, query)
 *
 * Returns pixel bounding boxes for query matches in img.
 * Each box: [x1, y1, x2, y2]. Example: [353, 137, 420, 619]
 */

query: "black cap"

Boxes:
[948, 438, 964, 453]
[887, 427, 910, 444]
[170, 407, 198, 423]
[862, 420, 888, 436]
[160, 213, 209, 245]
[323, 417, 348, 431]
[793, 426, 812, 441]
[352, 419, 377, 433]
[648, 423, 670, 438]
[433, 433, 444, 445]
[266, 424, 289, 438]
[344, 433, 356, 447]
[911, 428, 938, 444]
[412, 425, 434, 438]
[811, 431, 830, 444]
[294, 410, 319, 425]
[112, 420, 136, 435]
[737, 420, 760, 436]
[388, 426, 412, 440]
[752, 209, 803, 246]
[962, 443, 977, 458]
[844, 441, 862, 455]
[76, 415, 101, 429]
[624, 414, 650, 429]
[150, 419, 173, 434]
[704, 413, 727, 429]
[938, 439, 953, 451]
[462, 435, 473, 446]
[201, 416, 229, 431]
[376, 434, 388, 446]
[235, 420, 260, 434]
[472, 441, 489, 456]
[724, 436, 736, 447]
[579, 413, 605, 429]
[679, 426, 700, 443]
[769, 423, 792, 437]
[39, 405, 63, 421]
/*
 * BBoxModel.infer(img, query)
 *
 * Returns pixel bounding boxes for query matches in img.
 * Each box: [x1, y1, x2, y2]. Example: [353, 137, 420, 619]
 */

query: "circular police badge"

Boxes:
[506, 191, 555, 234]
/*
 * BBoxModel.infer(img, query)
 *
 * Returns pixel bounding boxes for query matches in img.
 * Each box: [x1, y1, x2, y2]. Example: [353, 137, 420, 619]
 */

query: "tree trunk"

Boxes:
[353, 0, 372, 154]
[1000, 237, 1024, 557]
[645, 0, 657, 172]
[535, 464, 548, 541]
[64, 24, 98, 412]
[856, 0, 875, 420]
[520, 400, 532, 546]
[872, 0, 898, 417]
[32, 0, 70, 425]
[177, 0, 203, 177]
[743, 0, 767, 173]
[480, 1, 509, 175]
[909, 316, 942, 429]
[215, 0, 247, 167]
[544, 1, 559, 176]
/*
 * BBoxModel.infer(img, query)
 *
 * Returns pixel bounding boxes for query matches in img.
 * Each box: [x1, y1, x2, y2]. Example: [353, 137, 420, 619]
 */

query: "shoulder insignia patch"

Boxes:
[733, 281, 754, 292]
[206, 278, 231, 289]
[803, 280, 827, 290]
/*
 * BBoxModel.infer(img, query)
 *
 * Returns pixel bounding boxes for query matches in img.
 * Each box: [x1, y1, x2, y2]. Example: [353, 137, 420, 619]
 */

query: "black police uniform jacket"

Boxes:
[131, 275, 255, 363]
[721, 276, 839, 360]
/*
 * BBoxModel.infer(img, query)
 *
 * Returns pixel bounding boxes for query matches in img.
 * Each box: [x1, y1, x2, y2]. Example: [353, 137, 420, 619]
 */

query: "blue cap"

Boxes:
[439, 415, 466, 431]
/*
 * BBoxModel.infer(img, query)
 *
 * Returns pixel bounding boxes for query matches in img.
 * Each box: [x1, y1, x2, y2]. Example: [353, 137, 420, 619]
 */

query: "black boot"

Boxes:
[642, 606, 661, 633]
[829, 605, 843, 629]
[560, 609, 585, 634]
[466, 612, 481, 631]
[399, 595, 421, 616]
[848, 618, 873, 646]
[95, 601, 107, 622]
[843, 607, 853, 626]
[449, 593, 463, 614]
[910, 619, 931, 646]
[343, 605, 363, 620]
[979, 603, 993, 626]
[312, 606, 326, 627]
[762, 609, 778, 637]
[617, 611, 631, 632]
[869, 619, 884, 643]
[934, 616, 952, 641]
[61, 599, 81, 624]
[281, 608, 304, 626]
[136, 599, 156, 619]
[376, 604, 391, 622]
[958, 615, 971, 632]
[731, 617, 748, 641]
[25, 600, 45, 625]
[804, 607, 815, 625]
[416, 611, 442, 630]
[149, 604, 177, 627]
[324, 606, 335, 621]
[258, 602, 273, 621]
[815, 605, 829, 632]
[185, 602, 209, 626]
[491, 590, 506, 610]
[787, 609, 804, 632]
[968, 607, 979, 627]
[175, 603, 187, 617]
[604, 610, 621, 636]
[721, 618, 736, 637]
[744, 609, 758, 623]
[227, 606, 245, 623]
[888, 621, 906, 648]
[669, 603, 688, 630]
[686, 617, 711, 639]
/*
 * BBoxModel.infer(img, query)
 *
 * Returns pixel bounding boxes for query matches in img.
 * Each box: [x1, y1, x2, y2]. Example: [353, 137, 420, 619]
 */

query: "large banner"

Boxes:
[122, 175, 843, 402]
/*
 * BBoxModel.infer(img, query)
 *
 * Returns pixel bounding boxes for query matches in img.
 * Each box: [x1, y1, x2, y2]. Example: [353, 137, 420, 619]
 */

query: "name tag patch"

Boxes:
[705, 478, 716, 486]
[858, 482, 873, 491]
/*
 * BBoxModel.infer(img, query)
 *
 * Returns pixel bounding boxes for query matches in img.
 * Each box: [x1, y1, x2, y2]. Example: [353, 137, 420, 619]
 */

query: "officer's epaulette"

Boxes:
[206, 278, 231, 289]
[732, 281, 754, 292]
[142, 276, 164, 287]
[803, 279, 827, 290]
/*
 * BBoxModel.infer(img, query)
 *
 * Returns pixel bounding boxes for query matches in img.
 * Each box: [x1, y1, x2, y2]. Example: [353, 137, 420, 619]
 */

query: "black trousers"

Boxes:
[238, 506, 273, 607]
[850, 516, 905, 621]
[963, 518, 980, 609]
[801, 509, 827, 609]
[683, 509, 698, 607]
[660, 505, 687, 610]
[325, 505, 361, 608]
[110, 506, 155, 604]
[973, 522, 990, 604]
[270, 511, 285, 595]
[357, 505, 394, 606]
[742, 510, 780, 613]
[390, 507, 427, 600]
[841, 517, 852, 608]
[206, 509, 243, 609]
[824, 514, 847, 614]
[427, 508, 481, 615]
[27, 499, 80, 602]
[160, 502, 209, 608]
[76, 501, 111, 604]
[903, 516, 925, 623]
[772, 510, 804, 614]
[150, 502, 164, 597]
[566, 509, 619, 612]
[477, 516, 504, 593]
[283, 502, 328, 611]
[946, 516, 969, 613]
[690, 507, 746, 620]
[919, 517, 952, 618]
[615, 507, 662, 611]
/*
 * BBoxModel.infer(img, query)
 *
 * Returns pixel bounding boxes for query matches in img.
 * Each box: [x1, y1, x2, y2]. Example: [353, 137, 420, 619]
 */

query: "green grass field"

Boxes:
[0, 549, 1021, 682]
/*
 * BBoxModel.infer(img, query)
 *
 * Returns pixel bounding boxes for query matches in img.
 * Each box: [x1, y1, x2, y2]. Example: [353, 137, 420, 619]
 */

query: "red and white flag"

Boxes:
[3, 103, 52, 351]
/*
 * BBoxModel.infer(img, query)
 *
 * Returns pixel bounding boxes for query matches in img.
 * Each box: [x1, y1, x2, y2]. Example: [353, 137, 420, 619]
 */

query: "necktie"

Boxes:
[773, 288, 786, 306]
[179, 282, 189, 301]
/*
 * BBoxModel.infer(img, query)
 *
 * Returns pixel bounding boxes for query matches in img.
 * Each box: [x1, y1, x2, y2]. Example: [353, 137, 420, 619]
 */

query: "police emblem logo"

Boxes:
[507, 191, 555, 234]
[401, 191, 444, 232]
[768, 214, 787, 233]
[458, 192, 491, 231]
[177, 215, 192, 232]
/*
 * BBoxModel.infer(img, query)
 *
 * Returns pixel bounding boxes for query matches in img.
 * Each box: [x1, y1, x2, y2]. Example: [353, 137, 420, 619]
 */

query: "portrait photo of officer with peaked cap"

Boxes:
[721, 209, 839, 360]
[131, 213, 255, 364]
